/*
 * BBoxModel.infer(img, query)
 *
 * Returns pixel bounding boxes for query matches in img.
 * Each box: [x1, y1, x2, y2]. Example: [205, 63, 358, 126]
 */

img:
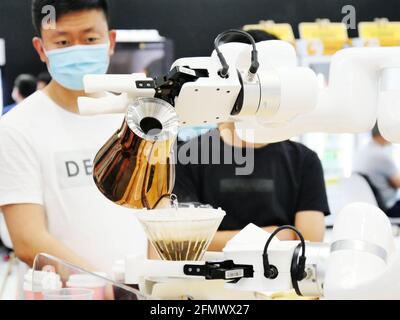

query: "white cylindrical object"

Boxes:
[24, 269, 62, 300]
[78, 93, 130, 115]
[83, 73, 155, 95]
[378, 68, 400, 143]
[380, 68, 400, 91]
[378, 91, 400, 143]
[324, 202, 395, 299]
[257, 67, 318, 124]
[278, 67, 318, 117]
[43, 288, 94, 300]
[66, 273, 107, 300]
[112, 260, 126, 284]
[84, 74, 138, 93]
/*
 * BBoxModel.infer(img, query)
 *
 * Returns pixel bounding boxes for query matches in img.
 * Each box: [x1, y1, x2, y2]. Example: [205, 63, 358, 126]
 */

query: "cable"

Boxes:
[213, 29, 259, 79]
[262, 225, 307, 281]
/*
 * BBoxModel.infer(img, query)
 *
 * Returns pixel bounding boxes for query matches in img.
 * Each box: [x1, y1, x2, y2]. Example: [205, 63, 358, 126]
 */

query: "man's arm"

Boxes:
[2, 203, 93, 269]
[294, 210, 325, 242]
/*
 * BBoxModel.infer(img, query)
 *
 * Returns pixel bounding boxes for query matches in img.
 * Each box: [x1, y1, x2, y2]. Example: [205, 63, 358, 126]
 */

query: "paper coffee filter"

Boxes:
[136, 208, 225, 261]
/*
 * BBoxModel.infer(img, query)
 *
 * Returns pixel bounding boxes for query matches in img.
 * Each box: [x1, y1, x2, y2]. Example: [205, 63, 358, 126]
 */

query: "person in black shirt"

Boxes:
[173, 30, 330, 250]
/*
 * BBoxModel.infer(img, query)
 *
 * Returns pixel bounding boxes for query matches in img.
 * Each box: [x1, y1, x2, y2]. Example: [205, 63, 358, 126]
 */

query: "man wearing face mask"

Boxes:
[0, 0, 147, 274]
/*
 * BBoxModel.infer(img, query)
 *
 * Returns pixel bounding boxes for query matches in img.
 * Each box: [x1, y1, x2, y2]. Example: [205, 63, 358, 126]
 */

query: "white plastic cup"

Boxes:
[66, 273, 107, 300]
[112, 260, 125, 284]
[43, 288, 94, 300]
[23, 269, 62, 300]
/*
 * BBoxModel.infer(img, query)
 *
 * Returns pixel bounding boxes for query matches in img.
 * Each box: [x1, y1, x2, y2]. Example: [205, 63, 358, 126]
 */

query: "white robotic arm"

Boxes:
[79, 36, 400, 144]
[235, 46, 400, 143]
[79, 30, 400, 299]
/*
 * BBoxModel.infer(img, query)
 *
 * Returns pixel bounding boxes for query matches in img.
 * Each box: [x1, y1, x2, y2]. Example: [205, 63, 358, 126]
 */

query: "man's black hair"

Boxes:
[14, 74, 37, 99]
[32, 0, 109, 36]
[222, 29, 280, 44]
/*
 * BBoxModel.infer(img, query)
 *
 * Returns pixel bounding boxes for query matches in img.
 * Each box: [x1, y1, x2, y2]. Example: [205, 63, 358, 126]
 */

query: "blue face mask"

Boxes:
[178, 125, 217, 142]
[45, 43, 110, 91]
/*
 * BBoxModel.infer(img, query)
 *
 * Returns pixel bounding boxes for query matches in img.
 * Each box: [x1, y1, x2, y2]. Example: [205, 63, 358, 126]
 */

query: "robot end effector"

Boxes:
[79, 30, 400, 144]
[78, 30, 400, 210]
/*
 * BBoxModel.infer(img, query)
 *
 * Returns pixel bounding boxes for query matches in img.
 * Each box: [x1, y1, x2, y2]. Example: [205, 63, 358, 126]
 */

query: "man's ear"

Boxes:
[32, 37, 48, 63]
[108, 30, 117, 56]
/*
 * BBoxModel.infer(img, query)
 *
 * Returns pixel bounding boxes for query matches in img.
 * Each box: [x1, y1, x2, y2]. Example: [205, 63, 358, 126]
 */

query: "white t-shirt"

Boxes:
[0, 91, 147, 274]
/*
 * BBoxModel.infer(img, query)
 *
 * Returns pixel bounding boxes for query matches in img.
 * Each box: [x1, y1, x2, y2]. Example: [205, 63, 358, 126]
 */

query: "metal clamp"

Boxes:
[183, 260, 254, 282]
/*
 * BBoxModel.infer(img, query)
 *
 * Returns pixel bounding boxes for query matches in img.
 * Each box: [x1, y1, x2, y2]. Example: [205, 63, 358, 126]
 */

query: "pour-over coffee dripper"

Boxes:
[136, 206, 226, 261]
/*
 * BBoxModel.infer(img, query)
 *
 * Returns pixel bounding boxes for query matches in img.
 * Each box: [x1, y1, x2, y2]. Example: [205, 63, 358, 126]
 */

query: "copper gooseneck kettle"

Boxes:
[93, 97, 179, 209]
